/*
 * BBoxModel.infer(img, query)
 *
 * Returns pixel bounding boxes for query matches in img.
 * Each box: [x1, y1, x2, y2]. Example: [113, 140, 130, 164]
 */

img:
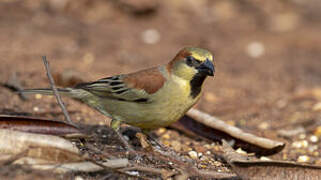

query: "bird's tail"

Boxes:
[21, 88, 72, 96]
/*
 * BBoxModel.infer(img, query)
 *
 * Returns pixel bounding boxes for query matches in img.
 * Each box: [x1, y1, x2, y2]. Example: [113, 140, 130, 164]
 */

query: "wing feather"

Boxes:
[74, 67, 166, 103]
[74, 75, 150, 102]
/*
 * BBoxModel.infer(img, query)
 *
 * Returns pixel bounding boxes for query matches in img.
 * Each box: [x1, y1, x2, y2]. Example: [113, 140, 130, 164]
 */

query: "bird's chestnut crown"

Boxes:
[169, 47, 215, 80]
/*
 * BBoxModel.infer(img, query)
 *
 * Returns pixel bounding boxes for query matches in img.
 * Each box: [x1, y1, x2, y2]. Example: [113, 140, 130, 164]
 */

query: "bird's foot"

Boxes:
[114, 129, 135, 151]
[136, 132, 154, 151]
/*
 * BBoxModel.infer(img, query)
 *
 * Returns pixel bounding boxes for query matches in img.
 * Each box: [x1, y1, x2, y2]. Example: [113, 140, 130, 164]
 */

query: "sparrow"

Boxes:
[22, 47, 215, 149]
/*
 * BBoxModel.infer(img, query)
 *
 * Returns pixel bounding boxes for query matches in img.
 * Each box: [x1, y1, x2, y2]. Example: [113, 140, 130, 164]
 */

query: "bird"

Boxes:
[22, 47, 215, 150]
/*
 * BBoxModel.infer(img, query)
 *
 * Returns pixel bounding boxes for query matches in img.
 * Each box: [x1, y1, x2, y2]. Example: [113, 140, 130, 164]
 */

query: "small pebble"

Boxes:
[206, 151, 211, 155]
[82, 52, 95, 65]
[157, 128, 166, 134]
[162, 133, 170, 139]
[292, 140, 308, 149]
[282, 153, 288, 160]
[171, 140, 182, 151]
[308, 145, 318, 152]
[258, 122, 270, 130]
[35, 94, 42, 99]
[204, 92, 217, 102]
[315, 158, 321, 165]
[200, 156, 209, 161]
[246, 41, 265, 58]
[74, 176, 84, 180]
[297, 155, 310, 163]
[299, 133, 306, 139]
[195, 146, 207, 153]
[141, 29, 160, 44]
[314, 126, 321, 137]
[301, 140, 309, 148]
[235, 148, 247, 155]
[188, 151, 198, 159]
[127, 171, 139, 176]
[260, 156, 271, 161]
[309, 135, 319, 143]
[313, 151, 319, 157]
[313, 102, 321, 111]
[33, 106, 39, 112]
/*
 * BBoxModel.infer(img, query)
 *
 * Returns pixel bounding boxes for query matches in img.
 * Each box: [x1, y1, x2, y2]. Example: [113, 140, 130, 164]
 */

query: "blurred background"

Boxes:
[0, 0, 321, 162]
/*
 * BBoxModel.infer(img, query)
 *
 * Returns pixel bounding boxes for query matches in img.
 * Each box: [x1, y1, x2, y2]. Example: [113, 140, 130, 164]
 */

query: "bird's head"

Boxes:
[168, 47, 215, 81]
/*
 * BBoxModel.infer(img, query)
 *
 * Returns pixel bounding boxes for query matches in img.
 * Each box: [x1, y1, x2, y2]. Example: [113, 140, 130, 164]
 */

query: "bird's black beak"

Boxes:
[197, 59, 215, 76]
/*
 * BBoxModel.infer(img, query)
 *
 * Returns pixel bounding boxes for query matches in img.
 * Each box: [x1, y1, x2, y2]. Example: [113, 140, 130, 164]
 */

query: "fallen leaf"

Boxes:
[0, 115, 82, 136]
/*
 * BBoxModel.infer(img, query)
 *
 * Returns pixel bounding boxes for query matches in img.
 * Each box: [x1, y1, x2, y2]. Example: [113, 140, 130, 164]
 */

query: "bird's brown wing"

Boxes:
[74, 67, 166, 102]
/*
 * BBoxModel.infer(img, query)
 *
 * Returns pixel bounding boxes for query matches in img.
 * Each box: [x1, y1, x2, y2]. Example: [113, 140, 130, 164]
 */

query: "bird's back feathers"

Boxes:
[72, 66, 166, 103]
[123, 67, 166, 94]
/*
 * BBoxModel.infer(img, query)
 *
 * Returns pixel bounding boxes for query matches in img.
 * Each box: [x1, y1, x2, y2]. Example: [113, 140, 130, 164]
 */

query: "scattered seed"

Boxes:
[258, 122, 270, 130]
[313, 152, 319, 157]
[204, 92, 217, 102]
[292, 140, 308, 149]
[235, 148, 247, 155]
[35, 94, 42, 99]
[188, 151, 198, 159]
[314, 126, 321, 137]
[162, 133, 170, 139]
[297, 155, 310, 163]
[260, 156, 271, 161]
[74, 176, 84, 180]
[141, 29, 160, 44]
[309, 135, 319, 143]
[299, 133, 306, 139]
[312, 102, 321, 111]
[246, 41, 265, 58]
[157, 128, 166, 134]
[308, 145, 318, 152]
[33, 106, 39, 112]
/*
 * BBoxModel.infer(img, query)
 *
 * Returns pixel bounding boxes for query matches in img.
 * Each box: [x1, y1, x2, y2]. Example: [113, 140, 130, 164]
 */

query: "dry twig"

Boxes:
[186, 108, 284, 150]
[42, 56, 76, 126]
[0, 72, 28, 100]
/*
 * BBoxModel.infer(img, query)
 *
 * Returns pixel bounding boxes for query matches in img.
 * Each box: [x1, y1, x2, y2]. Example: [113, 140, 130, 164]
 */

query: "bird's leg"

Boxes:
[136, 132, 153, 151]
[110, 119, 134, 152]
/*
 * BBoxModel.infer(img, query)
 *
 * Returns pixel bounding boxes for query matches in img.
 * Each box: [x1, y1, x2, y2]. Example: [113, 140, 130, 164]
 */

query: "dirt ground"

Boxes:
[0, 0, 321, 179]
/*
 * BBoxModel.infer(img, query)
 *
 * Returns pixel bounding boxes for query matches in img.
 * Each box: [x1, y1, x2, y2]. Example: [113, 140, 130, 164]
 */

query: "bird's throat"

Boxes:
[189, 73, 207, 98]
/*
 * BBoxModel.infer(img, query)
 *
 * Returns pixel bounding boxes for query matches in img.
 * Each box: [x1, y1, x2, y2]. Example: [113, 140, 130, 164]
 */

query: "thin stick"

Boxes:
[42, 56, 75, 126]
[186, 108, 284, 149]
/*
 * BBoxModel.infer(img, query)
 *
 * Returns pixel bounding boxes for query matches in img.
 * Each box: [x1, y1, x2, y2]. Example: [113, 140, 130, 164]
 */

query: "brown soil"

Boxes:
[0, 0, 321, 179]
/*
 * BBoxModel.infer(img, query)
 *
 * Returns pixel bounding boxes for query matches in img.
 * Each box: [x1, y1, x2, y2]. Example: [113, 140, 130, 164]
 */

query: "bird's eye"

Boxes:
[186, 56, 201, 67]
[186, 56, 195, 66]
[186, 56, 194, 63]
